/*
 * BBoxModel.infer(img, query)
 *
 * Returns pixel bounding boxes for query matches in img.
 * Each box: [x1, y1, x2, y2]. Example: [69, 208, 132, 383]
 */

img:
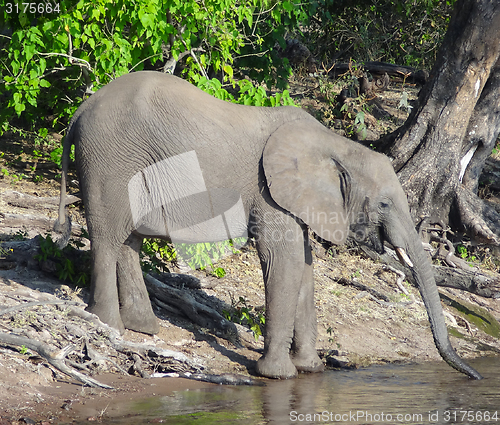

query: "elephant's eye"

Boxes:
[380, 202, 390, 209]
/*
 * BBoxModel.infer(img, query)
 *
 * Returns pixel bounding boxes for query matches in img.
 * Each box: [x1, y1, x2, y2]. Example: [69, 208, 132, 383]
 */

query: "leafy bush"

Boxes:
[223, 296, 265, 341]
[34, 231, 90, 286]
[140, 239, 176, 274]
[193, 75, 296, 107]
[1, 0, 306, 134]
[302, 0, 456, 68]
[141, 237, 245, 278]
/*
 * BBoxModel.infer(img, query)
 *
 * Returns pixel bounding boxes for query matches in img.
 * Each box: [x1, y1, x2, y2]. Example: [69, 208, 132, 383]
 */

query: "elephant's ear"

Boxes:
[263, 119, 351, 244]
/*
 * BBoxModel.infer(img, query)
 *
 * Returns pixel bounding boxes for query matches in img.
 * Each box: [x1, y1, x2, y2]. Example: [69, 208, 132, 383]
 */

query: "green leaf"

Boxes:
[13, 92, 22, 105]
[139, 12, 155, 30]
[19, 13, 29, 27]
[11, 60, 20, 75]
[39, 57, 46, 74]
[283, 1, 293, 12]
[14, 102, 26, 116]
[24, 44, 36, 61]
[222, 64, 233, 80]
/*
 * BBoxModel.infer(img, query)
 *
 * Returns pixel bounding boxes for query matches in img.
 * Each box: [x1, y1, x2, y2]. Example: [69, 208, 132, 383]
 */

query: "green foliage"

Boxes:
[193, 75, 296, 106]
[456, 244, 467, 259]
[175, 238, 246, 276]
[140, 239, 175, 274]
[326, 326, 341, 347]
[303, 0, 456, 68]
[340, 102, 368, 139]
[178, 241, 226, 271]
[456, 244, 477, 265]
[492, 139, 500, 157]
[1, 123, 67, 169]
[223, 296, 265, 341]
[211, 267, 226, 279]
[1, 0, 305, 133]
[140, 237, 244, 278]
[13, 229, 29, 240]
[350, 269, 361, 279]
[34, 231, 90, 286]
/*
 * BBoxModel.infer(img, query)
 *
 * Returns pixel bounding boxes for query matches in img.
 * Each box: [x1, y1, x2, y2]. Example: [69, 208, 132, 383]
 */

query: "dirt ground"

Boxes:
[1, 73, 500, 424]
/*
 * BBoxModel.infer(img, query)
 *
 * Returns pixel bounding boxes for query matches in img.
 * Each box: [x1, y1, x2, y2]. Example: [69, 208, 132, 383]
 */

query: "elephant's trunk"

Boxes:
[401, 229, 483, 380]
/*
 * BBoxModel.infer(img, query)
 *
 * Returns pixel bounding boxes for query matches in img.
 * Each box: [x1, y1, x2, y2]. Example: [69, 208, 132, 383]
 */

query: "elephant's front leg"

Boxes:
[254, 212, 306, 379]
[116, 234, 159, 335]
[291, 235, 324, 373]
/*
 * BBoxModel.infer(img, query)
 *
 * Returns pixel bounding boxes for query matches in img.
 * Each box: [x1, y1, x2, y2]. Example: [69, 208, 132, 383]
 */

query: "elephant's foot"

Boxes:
[292, 349, 324, 373]
[256, 354, 298, 379]
[86, 304, 126, 335]
[120, 305, 159, 335]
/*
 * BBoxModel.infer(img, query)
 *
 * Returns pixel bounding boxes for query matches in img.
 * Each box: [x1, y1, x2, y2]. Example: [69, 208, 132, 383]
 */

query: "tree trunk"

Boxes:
[382, 0, 500, 244]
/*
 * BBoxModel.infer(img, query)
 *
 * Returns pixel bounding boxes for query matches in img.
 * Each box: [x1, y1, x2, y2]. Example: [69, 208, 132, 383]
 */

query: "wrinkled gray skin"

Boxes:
[56, 71, 482, 380]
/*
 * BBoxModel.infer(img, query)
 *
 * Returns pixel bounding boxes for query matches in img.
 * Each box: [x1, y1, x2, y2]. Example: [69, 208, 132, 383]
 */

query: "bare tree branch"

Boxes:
[0, 332, 113, 389]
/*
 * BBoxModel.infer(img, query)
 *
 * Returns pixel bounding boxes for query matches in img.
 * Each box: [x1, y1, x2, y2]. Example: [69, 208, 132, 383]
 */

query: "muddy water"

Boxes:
[81, 357, 499, 424]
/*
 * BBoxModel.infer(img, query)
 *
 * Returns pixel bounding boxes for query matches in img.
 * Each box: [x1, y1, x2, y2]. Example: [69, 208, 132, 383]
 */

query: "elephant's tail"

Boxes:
[53, 121, 74, 248]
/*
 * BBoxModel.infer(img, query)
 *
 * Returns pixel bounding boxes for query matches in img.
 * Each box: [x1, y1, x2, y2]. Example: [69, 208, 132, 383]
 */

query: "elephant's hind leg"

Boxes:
[87, 241, 125, 333]
[291, 235, 324, 373]
[117, 234, 159, 335]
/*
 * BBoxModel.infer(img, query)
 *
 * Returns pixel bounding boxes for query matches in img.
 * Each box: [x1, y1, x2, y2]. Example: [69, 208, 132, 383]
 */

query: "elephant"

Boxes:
[55, 71, 482, 380]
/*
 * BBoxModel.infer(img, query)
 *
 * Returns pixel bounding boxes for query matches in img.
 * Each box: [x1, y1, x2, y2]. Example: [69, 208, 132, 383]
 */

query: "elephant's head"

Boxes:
[263, 119, 482, 380]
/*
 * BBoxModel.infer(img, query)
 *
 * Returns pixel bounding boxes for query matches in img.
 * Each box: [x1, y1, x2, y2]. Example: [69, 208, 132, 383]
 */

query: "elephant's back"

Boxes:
[76, 71, 265, 137]
[71, 72, 300, 179]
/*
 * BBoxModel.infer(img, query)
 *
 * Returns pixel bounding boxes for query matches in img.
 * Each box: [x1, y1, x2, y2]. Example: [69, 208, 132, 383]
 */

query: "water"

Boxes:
[94, 357, 500, 424]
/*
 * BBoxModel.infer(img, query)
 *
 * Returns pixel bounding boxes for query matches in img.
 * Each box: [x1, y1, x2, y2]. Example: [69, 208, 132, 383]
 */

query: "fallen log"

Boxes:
[65, 306, 203, 372]
[0, 332, 113, 389]
[2, 190, 80, 210]
[329, 61, 428, 85]
[359, 245, 500, 298]
[0, 212, 84, 236]
[144, 274, 238, 338]
[434, 265, 500, 298]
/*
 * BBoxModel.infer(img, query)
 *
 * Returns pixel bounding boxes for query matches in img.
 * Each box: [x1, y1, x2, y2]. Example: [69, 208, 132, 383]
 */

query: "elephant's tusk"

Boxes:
[395, 247, 414, 268]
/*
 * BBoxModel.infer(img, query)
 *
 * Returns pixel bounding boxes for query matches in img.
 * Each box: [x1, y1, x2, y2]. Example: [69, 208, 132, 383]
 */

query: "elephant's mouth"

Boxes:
[367, 225, 414, 269]
[395, 246, 414, 268]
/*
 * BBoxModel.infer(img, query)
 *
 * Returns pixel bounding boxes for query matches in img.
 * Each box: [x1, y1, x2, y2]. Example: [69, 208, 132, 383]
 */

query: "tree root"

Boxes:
[131, 353, 151, 379]
[331, 275, 391, 303]
[328, 269, 418, 308]
[331, 274, 417, 308]
[456, 185, 500, 245]
[145, 274, 264, 350]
